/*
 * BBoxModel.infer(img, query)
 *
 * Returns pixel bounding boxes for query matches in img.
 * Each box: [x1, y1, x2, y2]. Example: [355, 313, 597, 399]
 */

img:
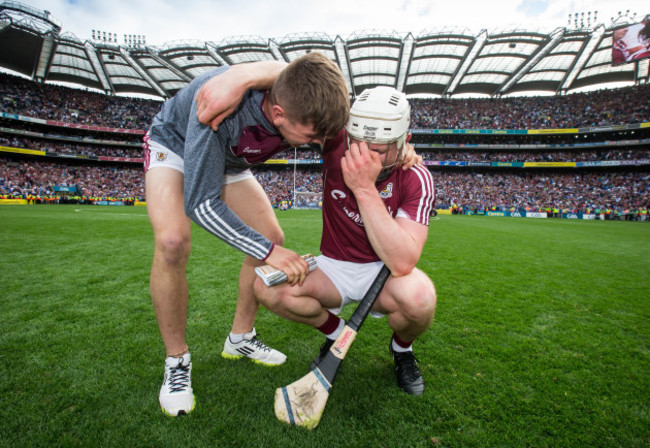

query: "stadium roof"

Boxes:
[0, 1, 648, 99]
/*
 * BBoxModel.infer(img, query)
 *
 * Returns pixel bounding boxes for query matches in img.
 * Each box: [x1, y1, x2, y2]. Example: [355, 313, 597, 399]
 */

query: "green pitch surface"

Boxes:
[1, 205, 648, 447]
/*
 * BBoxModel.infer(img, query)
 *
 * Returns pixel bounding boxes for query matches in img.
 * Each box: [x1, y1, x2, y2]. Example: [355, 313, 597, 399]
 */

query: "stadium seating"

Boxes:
[0, 72, 648, 218]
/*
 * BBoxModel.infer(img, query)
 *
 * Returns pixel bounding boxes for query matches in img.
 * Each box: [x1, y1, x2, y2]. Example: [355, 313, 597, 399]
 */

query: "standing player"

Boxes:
[145, 53, 349, 416]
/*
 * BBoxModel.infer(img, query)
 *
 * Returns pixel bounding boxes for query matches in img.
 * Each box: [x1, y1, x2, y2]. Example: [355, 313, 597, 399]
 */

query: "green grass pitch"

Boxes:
[0, 205, 648, 447]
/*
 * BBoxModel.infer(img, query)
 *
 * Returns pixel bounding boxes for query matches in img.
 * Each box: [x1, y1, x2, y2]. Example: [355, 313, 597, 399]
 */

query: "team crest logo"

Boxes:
[379, 183, 393, 199]
[156, 151, 168, 162]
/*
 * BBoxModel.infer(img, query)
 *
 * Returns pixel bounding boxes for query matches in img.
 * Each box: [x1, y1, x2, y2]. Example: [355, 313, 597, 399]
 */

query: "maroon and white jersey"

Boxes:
[320, 130, 436, 262]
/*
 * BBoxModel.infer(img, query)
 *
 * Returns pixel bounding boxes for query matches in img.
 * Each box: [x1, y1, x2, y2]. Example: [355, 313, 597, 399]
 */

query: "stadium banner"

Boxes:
[436, 209, 452, 215]
[411, 129, 527, 135]
[263, 159, 289, 165]
[414, 143, 445, 148]
[95, 201, 125, 206]
[487, 211, 506, 217]
[58, 153, 88, 160]
[53, 185, 78, 193]
[621, 159, 650, 166]
[135, 201, 147, 207]
[494, 162, 524, 167]
[0, 199, 28, 205]
[439, 161, 467, 166]
[525, 162, 576, 168]
[0, 146, 45, 156]
[0, 112, 47, 125]
[642, 123, 650, 129]
[288, 159, 322, 164]
[45, 120, 146, 135]
[562, 213, 596, 220]
[98, 156, 143, 163]
[468, 161, 492, 167]
[528, 128, 578, 134]
[575, 161, 621, 167]
[526, 212, 548, 218]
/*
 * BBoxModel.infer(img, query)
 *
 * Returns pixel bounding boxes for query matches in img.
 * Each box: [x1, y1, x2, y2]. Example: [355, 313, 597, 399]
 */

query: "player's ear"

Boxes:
[271, 104, 287, 126]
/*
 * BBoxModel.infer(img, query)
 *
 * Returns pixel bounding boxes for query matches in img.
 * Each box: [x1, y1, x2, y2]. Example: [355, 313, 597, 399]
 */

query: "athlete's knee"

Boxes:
[254, 278, 290, 313]
[253, 277, 277, 308]
[155, 230, 191, 267]
[397, 278, 436, 324]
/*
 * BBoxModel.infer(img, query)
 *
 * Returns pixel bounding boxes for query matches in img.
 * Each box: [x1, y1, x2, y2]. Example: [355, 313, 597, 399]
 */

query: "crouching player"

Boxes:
[255, 86, 437, 394]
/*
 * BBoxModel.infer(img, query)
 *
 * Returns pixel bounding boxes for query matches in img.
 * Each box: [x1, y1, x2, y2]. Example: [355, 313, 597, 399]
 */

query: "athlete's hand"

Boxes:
[195, 68, 248, 131]
[341, 140, 382, 193]
[196, 61, 287, 131]
[265, 245, 310, 287]
[399, 141, 423, 171]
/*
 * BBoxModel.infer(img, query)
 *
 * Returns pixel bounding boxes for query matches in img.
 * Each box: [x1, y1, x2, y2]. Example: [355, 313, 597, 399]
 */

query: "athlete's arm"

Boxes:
[196, 61, 287, 131]
[184, 105, 309, 285]
[341, 141, 428, 276]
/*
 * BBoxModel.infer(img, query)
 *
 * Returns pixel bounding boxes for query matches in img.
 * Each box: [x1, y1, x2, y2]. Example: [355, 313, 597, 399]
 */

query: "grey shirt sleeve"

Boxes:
[181, 97, 274, 261]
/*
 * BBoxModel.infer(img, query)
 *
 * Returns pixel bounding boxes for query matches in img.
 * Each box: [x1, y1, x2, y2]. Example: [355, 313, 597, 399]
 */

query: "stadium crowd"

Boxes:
[434, 171, 649, 216]
[0, 73, 160, 130]
[410, 84, 650, 129]
[2, 157, 647, 218]
[0, 72, 648, 218]
[0, 135, 141, 158]
[1, 72, 649, 130]
[421, 148, 650, 162]
[2, 135, 648, 163]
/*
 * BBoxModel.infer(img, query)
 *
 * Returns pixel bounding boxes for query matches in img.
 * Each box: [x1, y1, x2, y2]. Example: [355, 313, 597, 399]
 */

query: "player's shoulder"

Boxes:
[403, 164, 434, 183]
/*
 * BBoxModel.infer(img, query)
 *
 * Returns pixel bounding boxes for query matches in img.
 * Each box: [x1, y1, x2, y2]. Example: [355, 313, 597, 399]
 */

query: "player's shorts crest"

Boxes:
[156, 151, 168, 162]
[379, 183, 393, 198]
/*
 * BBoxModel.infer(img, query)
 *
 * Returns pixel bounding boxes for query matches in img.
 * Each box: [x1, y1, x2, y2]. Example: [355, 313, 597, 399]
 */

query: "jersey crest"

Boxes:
[379, 182, 393, 199]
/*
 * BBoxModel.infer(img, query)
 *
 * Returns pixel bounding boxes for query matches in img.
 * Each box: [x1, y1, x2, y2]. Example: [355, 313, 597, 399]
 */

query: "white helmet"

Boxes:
[346, 86, 410, 180]
[346, 86, 410, 149]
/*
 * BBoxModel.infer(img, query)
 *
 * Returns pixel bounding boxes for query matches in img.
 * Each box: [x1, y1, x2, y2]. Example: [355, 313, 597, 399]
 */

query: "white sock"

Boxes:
[326, 318, 346, 341]
[391, 338, 413, 353]
[229, 333, 244, 344]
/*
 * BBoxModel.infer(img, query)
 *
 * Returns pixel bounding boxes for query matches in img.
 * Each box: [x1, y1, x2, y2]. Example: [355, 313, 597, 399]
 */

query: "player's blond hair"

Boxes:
[269, 52, 349, 140]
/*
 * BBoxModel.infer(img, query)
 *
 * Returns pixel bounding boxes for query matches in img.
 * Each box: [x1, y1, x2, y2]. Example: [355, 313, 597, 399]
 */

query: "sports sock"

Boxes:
[317, 312, 345, 340]
[228, 332, 245, 344]
[391, 333, 414, 353]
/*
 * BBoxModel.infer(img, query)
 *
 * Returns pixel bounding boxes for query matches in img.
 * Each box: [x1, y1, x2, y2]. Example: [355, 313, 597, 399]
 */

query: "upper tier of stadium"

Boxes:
[0, 1, 648, 99]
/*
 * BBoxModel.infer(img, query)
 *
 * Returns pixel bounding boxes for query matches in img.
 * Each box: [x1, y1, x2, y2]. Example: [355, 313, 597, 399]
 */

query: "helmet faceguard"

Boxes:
[346, 86, 410, 181]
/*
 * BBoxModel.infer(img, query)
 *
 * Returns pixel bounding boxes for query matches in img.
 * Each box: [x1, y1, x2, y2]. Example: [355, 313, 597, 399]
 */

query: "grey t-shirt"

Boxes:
[148, 67, 290, 260]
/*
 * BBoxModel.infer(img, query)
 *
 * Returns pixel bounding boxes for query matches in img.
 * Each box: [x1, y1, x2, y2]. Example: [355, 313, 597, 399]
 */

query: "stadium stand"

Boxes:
[0, 71, 648, 218]
[0, 2, 648, 219]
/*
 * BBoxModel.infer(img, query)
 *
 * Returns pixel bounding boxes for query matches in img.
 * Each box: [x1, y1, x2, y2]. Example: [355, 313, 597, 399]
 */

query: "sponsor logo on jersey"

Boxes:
[331, 189, 365, 226]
